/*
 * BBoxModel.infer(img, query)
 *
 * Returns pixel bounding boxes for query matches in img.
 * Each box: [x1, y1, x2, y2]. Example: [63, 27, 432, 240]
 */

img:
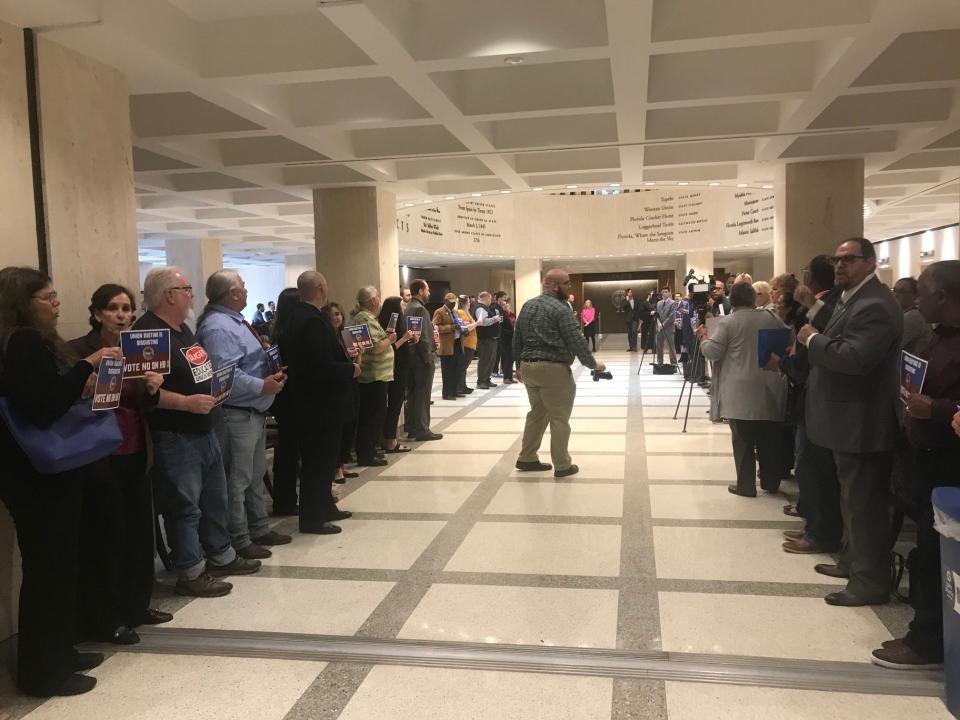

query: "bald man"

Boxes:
[513, 269, 606, 478]
[279, 271, 361, 534]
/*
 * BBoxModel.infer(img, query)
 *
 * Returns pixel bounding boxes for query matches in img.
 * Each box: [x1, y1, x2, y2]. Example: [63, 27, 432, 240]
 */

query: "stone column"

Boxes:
[514, 257, 542, 313]
[37, 37, 140, 340]
[165, 237, 223, 321]
[682, 250, 714, 292]
[313, 187, 398, 306]
[0, 21, 38, 269]
[774, 160, 864, 277]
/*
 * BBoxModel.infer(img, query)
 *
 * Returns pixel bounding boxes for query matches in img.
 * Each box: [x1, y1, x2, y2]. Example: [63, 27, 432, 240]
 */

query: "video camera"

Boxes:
[591, 369, 613, 381]
[683, 268, 716, 313]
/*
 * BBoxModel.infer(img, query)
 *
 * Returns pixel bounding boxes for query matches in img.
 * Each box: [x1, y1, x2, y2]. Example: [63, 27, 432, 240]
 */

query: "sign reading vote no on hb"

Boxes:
[120, 329, 172, 378]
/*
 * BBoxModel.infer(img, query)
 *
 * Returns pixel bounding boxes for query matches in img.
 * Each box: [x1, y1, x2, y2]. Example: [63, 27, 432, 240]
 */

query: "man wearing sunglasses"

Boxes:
[794, 237, 903, 608]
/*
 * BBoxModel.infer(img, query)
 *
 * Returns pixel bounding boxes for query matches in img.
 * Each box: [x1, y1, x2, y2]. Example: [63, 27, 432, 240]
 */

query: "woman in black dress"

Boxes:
[0, 267, 121, 696]
[377, 296, 415, 453]
[326, 301, 360, 483]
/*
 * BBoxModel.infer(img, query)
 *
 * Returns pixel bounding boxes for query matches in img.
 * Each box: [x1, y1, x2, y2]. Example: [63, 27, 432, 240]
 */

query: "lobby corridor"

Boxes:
[5, 339, 949, 719]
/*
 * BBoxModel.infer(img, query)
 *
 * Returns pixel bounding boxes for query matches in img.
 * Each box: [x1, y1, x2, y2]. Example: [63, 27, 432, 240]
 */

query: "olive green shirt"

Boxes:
[352, 308, 394, 383]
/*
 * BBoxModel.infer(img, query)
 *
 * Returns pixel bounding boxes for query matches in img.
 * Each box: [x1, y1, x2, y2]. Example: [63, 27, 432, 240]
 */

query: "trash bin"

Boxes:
[933, 487, 960, 718]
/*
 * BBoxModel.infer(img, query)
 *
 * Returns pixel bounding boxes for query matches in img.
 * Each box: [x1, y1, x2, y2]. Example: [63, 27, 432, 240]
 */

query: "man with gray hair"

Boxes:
[197, 270, 291, 560]
[134, 267, 261, 598]
[473, 291, 503, 389]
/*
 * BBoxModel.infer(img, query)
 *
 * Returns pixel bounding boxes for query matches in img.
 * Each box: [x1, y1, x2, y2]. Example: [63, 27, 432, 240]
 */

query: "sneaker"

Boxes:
[871, 639, 943, 670]
[237, 543, 272, 560]
[207, 556, 261, 578]
[252, 530, 293, 546]
[175, 572, 233, 598]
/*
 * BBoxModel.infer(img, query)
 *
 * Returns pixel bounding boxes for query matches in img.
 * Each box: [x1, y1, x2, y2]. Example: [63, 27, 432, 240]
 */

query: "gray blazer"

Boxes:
[655, 298, 678, 329]
[805, 276, 903, 453]
[701, 308, 787, 421]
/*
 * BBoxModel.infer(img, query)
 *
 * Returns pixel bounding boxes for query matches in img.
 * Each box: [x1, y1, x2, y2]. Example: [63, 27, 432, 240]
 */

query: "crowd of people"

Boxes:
[689, 243, 960, 673]
[0, 245, 957, 699]
[0, 263, 526, 697]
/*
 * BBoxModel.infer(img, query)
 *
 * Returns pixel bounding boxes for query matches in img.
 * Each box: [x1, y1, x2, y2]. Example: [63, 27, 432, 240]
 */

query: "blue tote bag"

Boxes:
[0, 397, 122, 474]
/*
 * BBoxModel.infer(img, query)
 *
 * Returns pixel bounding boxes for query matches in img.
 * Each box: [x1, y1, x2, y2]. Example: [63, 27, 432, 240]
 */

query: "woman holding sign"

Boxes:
[70, 284, 168, 649]
[351, 287, 397, 466]
[0, 268, 122, 697]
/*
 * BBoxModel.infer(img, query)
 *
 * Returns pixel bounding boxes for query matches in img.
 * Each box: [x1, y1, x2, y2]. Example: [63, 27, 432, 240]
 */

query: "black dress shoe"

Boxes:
[814, 563, 850, 579]
[139, 608, 173, 625]
[727, 484, 756, 498]
[442, 395, 458, 400]
[300, 522, 341, 534]
[415, 432, 443, 441]
[554, 464, 579, 478]
[516, 460, 552, 472]
[460, 388, 474, 394]
[358, 457, 388, 467]
[271, 505, 299, 517]
[825, 590, 888, 607]
[330, 509, 353, 521]
[72, 652, 105, 672]
[476, 383, 491, 389]
[334, 476, 346, 484]
[22, 673, 98, 697]
[343, 471, 360, 478]
[108, 626, 141, 645]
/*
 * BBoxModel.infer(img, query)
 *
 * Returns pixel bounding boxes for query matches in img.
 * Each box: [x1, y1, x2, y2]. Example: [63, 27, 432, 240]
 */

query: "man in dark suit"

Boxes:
[621, 289, 640, 351]
[280, 271, 360, 535]
[797, 238, 903, 606]
[774, 255, 843, 555]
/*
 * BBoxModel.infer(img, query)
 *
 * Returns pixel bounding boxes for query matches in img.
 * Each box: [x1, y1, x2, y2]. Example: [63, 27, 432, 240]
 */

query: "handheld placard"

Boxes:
[901, 351, 929, 397]
[265, 345, 282, 374]
[92, 357, 125, 411]
[211, 364, 237, 406]
[120, 329, 171, 378]
[386, 312, 398, 333]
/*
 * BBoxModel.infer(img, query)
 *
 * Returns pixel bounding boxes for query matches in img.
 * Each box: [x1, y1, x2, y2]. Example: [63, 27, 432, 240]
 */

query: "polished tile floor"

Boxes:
[5, 336, 947, 719]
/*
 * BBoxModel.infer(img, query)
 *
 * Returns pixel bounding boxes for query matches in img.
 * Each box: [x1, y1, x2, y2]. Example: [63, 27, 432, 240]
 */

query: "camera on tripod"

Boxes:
[592, 369, 613, 381]
[683, 268, 715, 315]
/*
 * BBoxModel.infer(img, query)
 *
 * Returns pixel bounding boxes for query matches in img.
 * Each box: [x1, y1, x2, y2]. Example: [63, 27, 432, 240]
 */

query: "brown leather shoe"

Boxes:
[782, 538, 838, 554]
[782, 529, 805, 540]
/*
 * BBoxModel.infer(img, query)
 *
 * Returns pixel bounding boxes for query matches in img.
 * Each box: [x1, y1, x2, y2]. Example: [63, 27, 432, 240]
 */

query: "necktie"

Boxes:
[243, 319, 269, 349]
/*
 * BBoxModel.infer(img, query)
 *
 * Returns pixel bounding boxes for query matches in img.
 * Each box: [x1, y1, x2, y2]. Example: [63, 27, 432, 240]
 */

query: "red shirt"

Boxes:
[906, 324, 960, 450]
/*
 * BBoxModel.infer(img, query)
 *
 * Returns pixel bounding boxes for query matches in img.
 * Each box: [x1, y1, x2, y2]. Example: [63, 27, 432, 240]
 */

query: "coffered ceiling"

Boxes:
[3, 0, 959, 266]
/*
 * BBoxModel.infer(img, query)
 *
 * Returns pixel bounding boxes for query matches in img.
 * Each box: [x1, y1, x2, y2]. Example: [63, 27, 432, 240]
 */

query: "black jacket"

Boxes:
[279, 302, 355, 423]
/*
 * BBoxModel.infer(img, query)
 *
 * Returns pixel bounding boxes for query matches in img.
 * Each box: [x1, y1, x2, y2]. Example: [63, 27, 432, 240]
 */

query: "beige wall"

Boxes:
[37, 37, 140, 340]
[0, 18, 33, 646]
[0, 20, 38, 268]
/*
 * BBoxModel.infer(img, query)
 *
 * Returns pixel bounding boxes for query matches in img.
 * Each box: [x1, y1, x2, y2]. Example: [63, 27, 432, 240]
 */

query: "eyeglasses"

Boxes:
[831, 255, 864, 265]
[168, 285, 193, 294]
[32, 291, 58, 303]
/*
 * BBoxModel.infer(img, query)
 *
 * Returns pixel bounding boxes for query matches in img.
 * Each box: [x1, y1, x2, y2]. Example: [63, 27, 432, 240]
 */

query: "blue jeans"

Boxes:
[217, 408, 271, 549]
[152, 430, 235, 580]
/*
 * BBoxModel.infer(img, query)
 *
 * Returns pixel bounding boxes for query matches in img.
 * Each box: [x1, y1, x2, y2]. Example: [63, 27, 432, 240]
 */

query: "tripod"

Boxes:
[673, 332, 706, 433]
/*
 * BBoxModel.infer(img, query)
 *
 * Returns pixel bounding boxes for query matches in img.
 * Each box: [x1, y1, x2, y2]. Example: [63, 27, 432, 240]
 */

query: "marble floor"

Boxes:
[3, 335, 949, 720]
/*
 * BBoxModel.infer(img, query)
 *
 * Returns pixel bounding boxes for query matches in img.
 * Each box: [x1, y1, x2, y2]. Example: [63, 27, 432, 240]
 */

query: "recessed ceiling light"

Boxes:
[645, 182, 655, 186]
[678, 181, 689, 186]
[566, 185, 578, 189]
[504, 56, 525, 65]
[762, 184, 773, 189]
[471, 193, 482, 197]
[500, 190, 511, 194]
[403, 203, 413, 207]
[610, 183, 620, 187]
[445, 196, 455, 200]
[423, 199, 432, 203]
[709, 182, 720, 186]
[532, 187, 543, 191]
[737, 183, 748, 188]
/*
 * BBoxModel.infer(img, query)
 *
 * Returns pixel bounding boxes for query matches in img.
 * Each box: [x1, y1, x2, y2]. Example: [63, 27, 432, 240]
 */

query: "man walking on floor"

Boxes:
[513, 268, 606, 478]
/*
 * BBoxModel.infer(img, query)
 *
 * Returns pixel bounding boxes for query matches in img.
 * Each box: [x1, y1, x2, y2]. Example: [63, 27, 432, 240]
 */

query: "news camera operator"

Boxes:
[513, 269, 606, 479]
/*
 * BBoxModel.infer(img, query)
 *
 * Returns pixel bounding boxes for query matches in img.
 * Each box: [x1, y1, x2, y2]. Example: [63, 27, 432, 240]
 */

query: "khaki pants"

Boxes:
[518, 361, 576, 470]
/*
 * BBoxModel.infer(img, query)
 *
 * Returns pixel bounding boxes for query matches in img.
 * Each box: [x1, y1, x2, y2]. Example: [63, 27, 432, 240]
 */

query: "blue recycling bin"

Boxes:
[933, 487, 960, 718]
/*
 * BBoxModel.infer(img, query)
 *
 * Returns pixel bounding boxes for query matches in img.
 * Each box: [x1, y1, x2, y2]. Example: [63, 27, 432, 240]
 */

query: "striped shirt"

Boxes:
[513, 292, 597, 368]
